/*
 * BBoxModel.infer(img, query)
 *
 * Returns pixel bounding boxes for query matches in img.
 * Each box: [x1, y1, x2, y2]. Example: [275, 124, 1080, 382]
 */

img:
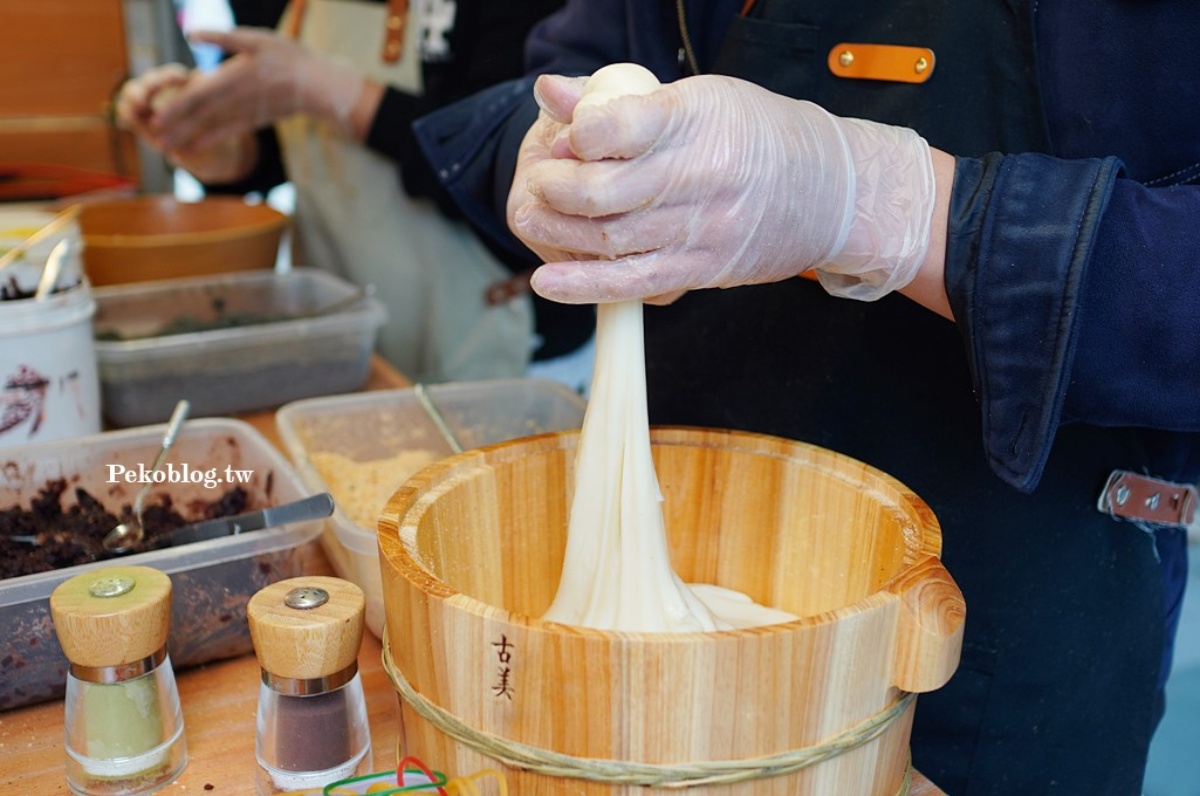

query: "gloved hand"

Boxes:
[114, 62, 191, 141]
[123, 28, 366, 172]
[511, 69, 936, 304]
[115, 62, 252, 183]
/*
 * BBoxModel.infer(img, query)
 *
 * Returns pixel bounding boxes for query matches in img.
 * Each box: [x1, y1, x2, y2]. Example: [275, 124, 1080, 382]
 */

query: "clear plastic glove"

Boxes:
[145, 28, 364, 158]
[512, 69, 935, 304]
[114, 62, 251, 183]
[114, 62, 191, 142]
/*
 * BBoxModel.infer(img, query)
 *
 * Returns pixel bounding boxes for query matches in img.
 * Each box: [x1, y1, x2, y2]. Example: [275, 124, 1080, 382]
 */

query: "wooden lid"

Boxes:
[49, 566, 172, 668]
[247, 576, 366, 680]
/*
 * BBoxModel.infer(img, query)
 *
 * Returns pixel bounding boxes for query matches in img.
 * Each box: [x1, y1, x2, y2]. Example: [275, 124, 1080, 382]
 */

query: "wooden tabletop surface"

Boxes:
[0, 357, 945, 795]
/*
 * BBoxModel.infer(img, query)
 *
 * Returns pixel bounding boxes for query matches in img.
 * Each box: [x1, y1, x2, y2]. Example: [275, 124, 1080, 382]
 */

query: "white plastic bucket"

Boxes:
[0, 281, 101, 447]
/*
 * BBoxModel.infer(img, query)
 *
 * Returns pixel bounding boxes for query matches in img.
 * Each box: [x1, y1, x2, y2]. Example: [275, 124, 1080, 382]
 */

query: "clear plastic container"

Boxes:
[0, 418, 323, 712]
[91, 268, 387, 426]
[275, 379, 587, 636]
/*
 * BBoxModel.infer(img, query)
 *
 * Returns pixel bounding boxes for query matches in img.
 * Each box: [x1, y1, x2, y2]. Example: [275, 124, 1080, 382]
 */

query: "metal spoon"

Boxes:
[33, 238, 70, 300]
[0, 204, 81, 273]
[414, 383, 463, 454]
[102, 399, 191, 553]
[7, 530, 105, 554]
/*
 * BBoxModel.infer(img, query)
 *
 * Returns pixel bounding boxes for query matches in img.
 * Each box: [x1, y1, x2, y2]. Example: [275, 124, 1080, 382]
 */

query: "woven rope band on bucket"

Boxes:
[381, 632, 916, 790]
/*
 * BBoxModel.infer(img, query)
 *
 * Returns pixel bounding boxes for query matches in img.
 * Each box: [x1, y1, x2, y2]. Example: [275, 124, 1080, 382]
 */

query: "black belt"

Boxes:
[1097, 470, 1198, 528]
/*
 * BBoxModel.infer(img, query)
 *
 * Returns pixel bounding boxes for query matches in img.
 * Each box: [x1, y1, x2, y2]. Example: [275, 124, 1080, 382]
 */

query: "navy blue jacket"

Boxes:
[415, 0, 1200, 492]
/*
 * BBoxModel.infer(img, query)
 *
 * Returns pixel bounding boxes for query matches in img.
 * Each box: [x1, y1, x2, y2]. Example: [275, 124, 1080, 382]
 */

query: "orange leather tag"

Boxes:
[827, 43, 935, 84]
[287, 0, 307, 38]
[289, 0, 408, 65]
[382, 0, 409, 63]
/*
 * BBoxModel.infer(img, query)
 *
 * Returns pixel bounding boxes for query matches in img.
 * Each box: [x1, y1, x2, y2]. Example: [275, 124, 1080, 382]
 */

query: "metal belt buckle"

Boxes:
[1097, 470, 1198, 528]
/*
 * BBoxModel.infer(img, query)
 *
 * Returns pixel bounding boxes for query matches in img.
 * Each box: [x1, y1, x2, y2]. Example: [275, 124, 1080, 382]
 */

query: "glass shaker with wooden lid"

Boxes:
[248, 575, 372, 795]
[50, 565, 187, 795]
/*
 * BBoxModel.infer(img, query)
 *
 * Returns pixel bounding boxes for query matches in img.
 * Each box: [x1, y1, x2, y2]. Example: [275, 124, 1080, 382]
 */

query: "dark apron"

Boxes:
[645, 2, 1169, 793]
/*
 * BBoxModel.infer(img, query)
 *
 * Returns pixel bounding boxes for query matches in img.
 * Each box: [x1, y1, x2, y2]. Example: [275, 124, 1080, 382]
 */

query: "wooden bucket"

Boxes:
[378, 428, 964, 795]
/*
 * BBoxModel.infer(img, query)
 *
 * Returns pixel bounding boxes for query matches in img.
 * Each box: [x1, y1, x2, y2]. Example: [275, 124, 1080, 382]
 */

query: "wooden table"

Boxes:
[0, 635, 945, 794]
[0, 358, 945, 795]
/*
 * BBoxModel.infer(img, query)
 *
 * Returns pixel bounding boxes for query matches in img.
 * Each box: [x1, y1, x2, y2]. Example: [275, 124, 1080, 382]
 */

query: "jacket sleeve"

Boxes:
[366, 86, 452, 214]
[944, 153, 1118, 492]
[411, 79, 543, 259]
[945, 153, 1200, 492]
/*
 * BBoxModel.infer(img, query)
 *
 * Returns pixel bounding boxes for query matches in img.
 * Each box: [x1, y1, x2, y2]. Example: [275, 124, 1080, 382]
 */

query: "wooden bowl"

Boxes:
[78, 195, 287, 286]
[378, 427, 965, 795]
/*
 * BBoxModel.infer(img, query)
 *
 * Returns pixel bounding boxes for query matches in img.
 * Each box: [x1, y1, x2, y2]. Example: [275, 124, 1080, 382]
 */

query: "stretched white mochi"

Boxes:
[541, 64, 798, 633]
